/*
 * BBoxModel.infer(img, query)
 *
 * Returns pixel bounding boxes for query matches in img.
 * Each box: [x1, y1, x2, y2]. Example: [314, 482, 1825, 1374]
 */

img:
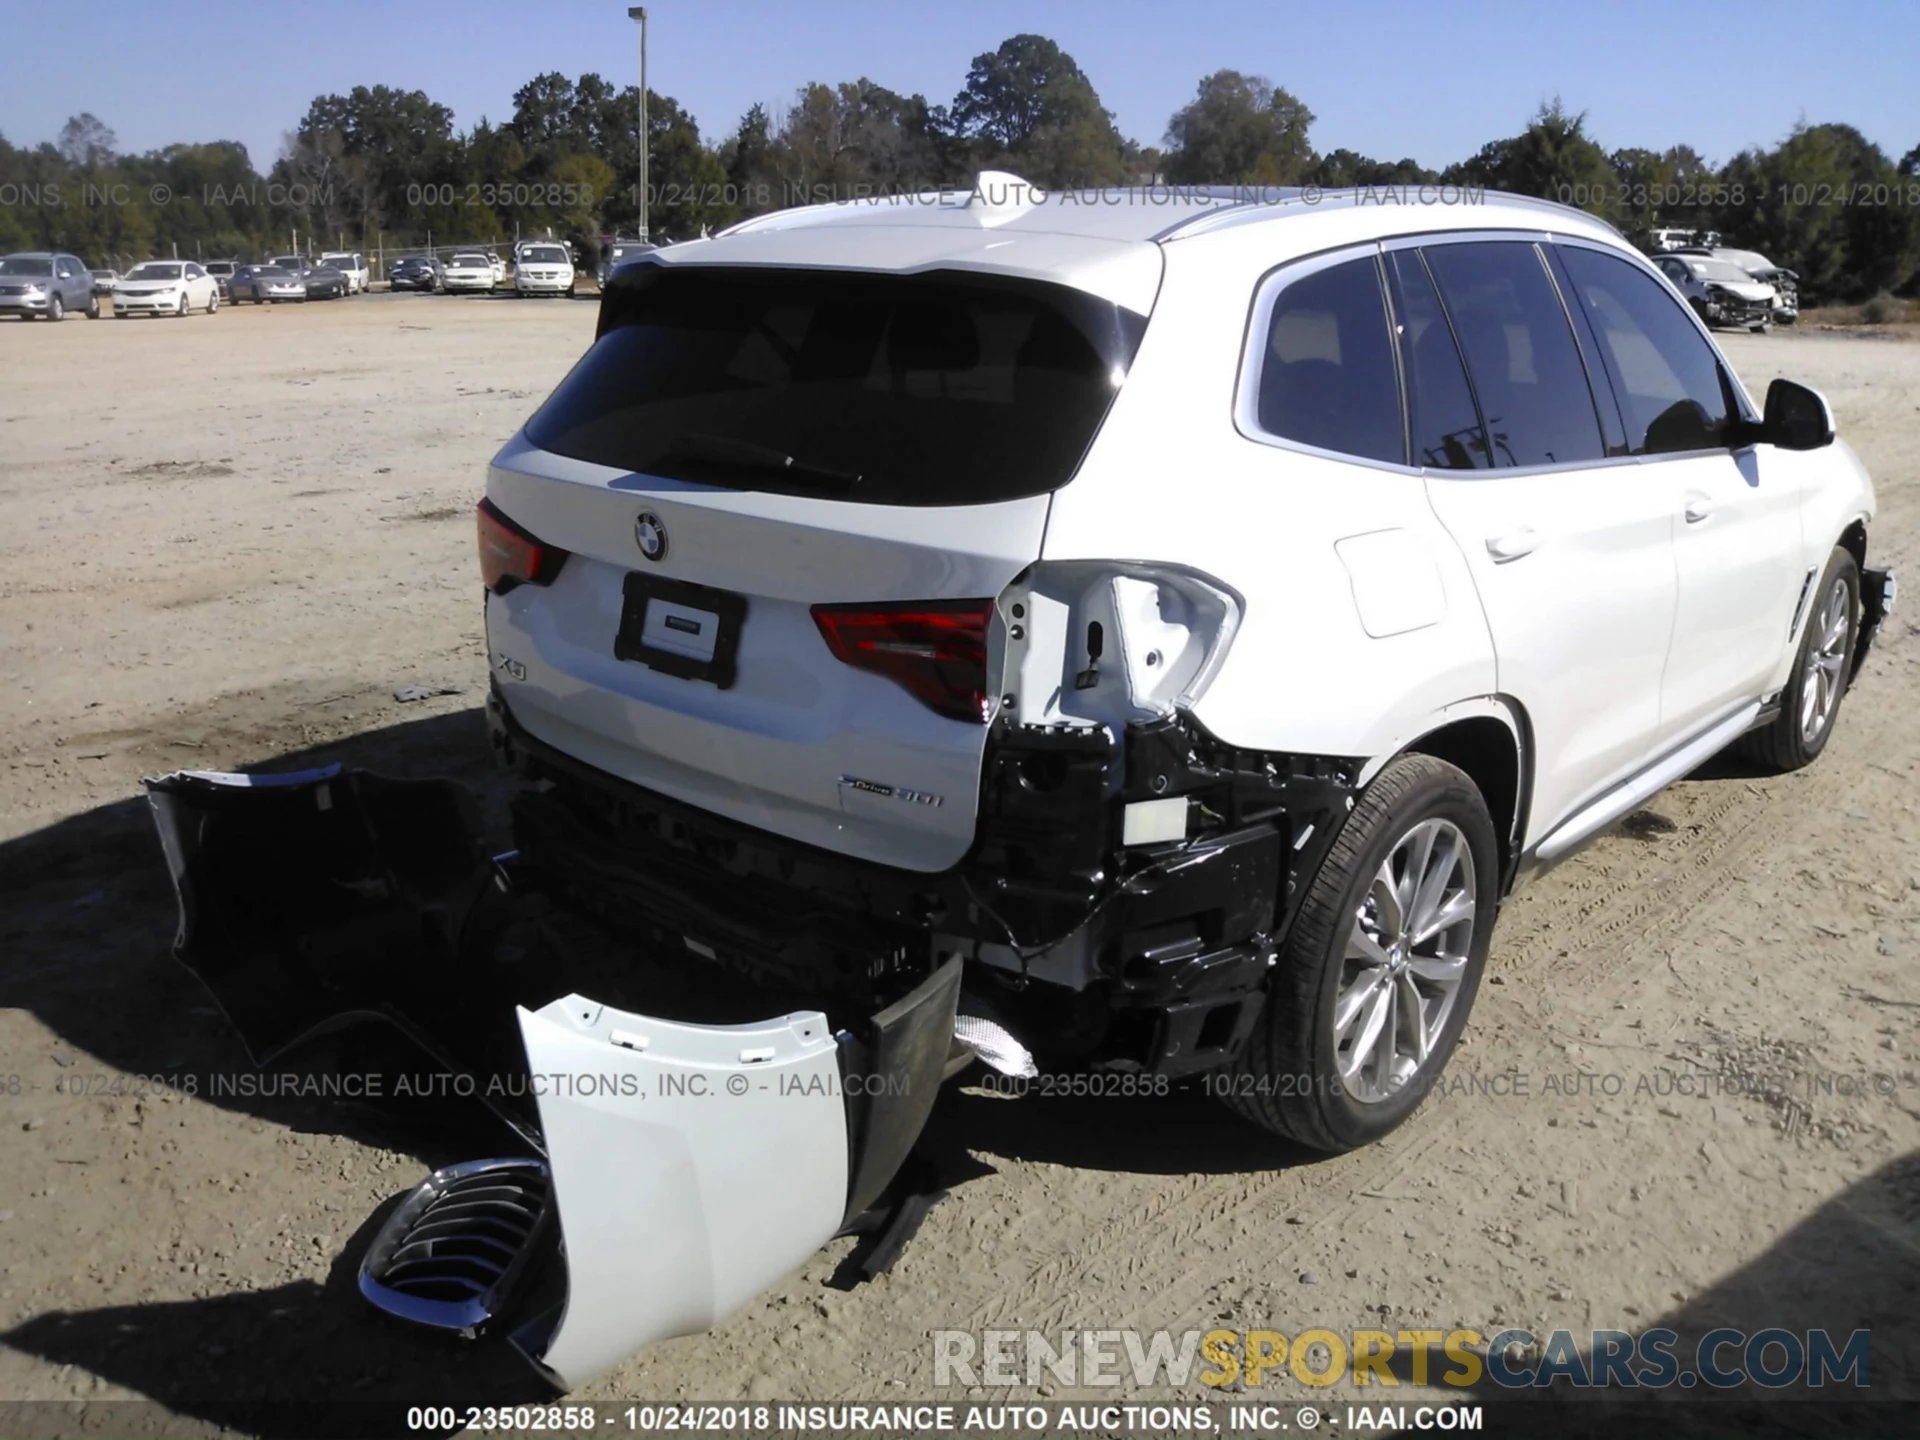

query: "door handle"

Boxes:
[1484, 528, 1538, 563]
[1684, 492, 1715, 524]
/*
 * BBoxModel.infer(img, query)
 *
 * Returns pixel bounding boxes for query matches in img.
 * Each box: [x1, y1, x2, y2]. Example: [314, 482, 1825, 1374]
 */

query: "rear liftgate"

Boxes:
[145, 766, 960, 1391]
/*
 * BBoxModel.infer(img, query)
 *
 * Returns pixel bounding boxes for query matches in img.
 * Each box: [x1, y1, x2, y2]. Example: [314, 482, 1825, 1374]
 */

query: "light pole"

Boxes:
[627, 6, 648, 243]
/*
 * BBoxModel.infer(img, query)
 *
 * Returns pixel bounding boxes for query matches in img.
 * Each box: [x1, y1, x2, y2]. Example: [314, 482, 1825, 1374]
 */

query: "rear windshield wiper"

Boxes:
[660, 432, 862, 493]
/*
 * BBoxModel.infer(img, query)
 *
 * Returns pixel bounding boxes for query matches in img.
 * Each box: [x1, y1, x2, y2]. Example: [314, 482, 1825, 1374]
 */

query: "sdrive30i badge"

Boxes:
[839, 775, 943, 808]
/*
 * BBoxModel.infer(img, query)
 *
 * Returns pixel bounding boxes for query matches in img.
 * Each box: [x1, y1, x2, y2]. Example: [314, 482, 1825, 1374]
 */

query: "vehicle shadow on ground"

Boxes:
[0, 707, 523, 1153]
[927, 1081, 1311, 1176]
[1382, 1149, 1919, 1436]
[2, 1197, 553, 1437]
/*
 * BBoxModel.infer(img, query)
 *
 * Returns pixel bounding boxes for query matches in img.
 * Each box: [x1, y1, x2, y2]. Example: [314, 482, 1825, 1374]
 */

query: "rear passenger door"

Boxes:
[1409, 237, 1679, 845]
[1552, 242, 1804, 737]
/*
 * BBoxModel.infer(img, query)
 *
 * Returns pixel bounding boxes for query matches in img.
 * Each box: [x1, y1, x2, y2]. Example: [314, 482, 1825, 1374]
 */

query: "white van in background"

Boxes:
[320, 251, 369, 294]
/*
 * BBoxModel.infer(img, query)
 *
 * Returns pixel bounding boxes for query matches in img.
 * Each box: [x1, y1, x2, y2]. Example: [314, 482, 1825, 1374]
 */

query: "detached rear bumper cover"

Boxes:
[144, 766, 959, 1391]
[510, 999, 847, 1388]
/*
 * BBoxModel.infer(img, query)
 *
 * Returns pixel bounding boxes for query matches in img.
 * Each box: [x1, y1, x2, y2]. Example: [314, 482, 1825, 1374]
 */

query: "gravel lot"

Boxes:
[1, 296, 1916, 1426]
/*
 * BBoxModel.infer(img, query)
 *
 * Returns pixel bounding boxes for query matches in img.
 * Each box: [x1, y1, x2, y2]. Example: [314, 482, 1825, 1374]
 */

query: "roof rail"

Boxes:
[1155, 185, 1628, 243]
[1470, 188, 1628, 239]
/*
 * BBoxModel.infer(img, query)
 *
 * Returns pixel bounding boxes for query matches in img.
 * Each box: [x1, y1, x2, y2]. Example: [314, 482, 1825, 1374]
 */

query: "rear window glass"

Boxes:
[1252, 256, 1403, 465]
[526, 265, 1148, 505]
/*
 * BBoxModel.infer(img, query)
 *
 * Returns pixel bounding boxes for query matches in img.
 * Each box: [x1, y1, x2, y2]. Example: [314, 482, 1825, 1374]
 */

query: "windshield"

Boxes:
[0, 257, 54, 277]
[527, 265, 1147, 506]
[451, 254, 491, 267]
[205, 262, 234, 275]
[523, 246, 569, 264]
[1715, 250, 1771, 272]
[322, 254, 357, 266]
[269, 256, 300, 268]
[127, 263, 183, 281]
[1687, 258, 1755, 283]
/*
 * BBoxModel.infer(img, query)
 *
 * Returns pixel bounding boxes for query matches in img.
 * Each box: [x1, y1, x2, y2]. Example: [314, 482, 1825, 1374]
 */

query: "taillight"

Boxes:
[811, 600, 995, 723]
[477, 498, 567, 594]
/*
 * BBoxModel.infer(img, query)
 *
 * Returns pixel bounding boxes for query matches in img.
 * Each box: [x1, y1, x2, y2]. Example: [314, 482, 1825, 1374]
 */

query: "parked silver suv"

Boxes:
[0, 252, 100, 320]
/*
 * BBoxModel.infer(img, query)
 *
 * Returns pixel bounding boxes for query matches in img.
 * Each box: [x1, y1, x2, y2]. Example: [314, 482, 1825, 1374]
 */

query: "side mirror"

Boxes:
[1761, 378, 1834, 450]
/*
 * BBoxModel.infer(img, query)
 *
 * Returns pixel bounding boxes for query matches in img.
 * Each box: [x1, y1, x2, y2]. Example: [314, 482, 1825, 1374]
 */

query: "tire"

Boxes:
[1734, 546, 1859, 772]
[1222, 753, 1498, 1153]
[207, 289, 219, 314]
[1750, 321, 1770, 334]
[176, 294, 188, 317]
[48, 293, 64, 321]
[86, 294, 100, 319]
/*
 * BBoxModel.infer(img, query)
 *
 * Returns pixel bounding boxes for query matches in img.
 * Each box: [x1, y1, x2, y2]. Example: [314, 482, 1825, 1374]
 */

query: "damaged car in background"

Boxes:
[147, 180, 1892, 1390]
[1651, 249, 1779, 330]
[1676, 244, 1800, 324]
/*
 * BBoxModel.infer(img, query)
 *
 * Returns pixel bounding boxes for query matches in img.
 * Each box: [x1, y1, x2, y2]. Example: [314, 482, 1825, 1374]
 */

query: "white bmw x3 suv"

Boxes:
[477, 178, 1892, 1156]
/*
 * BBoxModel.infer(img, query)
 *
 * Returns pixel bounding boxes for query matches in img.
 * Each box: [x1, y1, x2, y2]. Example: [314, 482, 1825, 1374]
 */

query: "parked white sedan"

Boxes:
[112, 261, 220, 317]
[442, 252, 497, 293]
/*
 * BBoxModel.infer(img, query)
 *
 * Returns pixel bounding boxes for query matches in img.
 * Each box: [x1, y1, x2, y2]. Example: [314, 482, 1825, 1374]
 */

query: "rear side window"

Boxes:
[1252, 256, 1403, 465]
[1554, 245, 1731, 454]
[1384, 250, 1490, 469]
[528, 265, 1147, 505]
[1423, 241, 1606, 468]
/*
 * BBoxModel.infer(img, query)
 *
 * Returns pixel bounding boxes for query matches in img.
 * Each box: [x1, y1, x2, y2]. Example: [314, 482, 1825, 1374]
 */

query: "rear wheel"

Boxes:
[1222, 753, 1497, 1153]
[1735, 546, 1858, 772]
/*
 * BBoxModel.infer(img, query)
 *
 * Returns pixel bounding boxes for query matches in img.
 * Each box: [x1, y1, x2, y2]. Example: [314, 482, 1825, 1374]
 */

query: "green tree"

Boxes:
[1733, 123, 1916, 301]
[949, 35, 1127, 186]
[1308, 149, 1435, 188]
[643, 93, 733, 238]
[1608, 143, 1712, 240]
[771, 79, 948, 200]
[1164, 72, 1316, 185]
[1447, 100, 1615, 214]
[57, 114, 117, 168]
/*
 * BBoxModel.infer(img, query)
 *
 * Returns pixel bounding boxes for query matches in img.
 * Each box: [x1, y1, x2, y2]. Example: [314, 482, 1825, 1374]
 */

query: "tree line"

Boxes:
[3, 33, 1915, 302]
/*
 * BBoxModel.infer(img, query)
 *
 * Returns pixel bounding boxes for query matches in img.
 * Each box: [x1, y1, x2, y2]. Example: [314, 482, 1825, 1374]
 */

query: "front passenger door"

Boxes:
[1553, 244, 1804, 737]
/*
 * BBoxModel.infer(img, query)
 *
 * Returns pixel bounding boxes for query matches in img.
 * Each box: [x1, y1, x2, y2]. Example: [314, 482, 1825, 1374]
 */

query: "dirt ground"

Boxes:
[1, 296, 1916, 1430]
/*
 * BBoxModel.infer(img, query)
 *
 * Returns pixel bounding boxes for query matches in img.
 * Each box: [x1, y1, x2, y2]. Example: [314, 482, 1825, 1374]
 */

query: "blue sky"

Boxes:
[4, 0, 1914, 172]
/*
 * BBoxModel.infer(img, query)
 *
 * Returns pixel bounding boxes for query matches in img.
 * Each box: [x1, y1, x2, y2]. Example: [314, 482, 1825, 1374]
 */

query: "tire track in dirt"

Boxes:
[967, 1126, 1449, 1339]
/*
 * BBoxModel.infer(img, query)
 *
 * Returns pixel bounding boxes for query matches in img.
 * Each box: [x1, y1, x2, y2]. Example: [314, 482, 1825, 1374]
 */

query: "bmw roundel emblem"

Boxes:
[634, 511, 667, 562]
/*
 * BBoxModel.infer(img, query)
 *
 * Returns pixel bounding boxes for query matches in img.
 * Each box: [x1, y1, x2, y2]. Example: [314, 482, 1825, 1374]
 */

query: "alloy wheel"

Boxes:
[1800, 576, 1851, 743]
[1333, 817, 1477, 1104]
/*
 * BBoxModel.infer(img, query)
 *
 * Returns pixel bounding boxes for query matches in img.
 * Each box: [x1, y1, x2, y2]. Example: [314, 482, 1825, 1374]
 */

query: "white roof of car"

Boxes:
[646, 172, 1626, 312]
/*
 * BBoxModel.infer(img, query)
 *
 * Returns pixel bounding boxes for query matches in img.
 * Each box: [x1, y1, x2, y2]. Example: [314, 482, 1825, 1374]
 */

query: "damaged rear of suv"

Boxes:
[482, 254, 1333, 1087]
[148, 180, 1888, 1389]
